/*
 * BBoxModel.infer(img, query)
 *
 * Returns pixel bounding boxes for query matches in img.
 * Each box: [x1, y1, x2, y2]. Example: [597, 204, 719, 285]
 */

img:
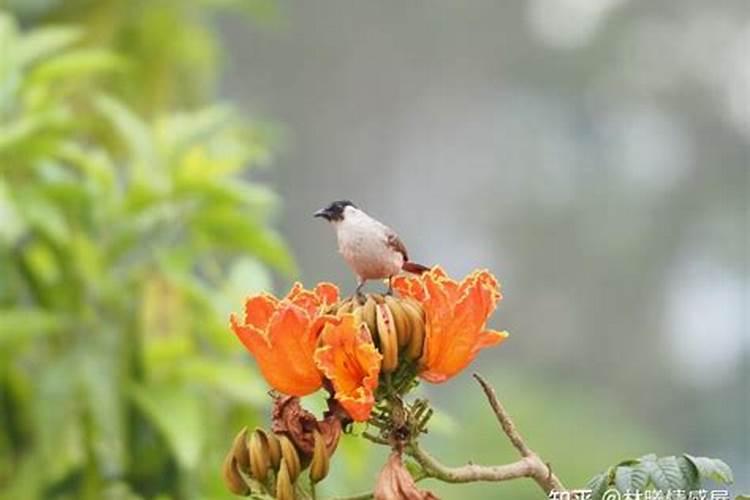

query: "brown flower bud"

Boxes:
[308, 430, 330, 484]
[278, 434, 301, 482]
[222, 447, 250, 496]
[230, 427, 250, 473]
[249, 429, 271, 482]
[275, 458, 295, 500]
[400, 299, 426, 360]
[266, 431, 282, 470]
[375, 302, 399, 373]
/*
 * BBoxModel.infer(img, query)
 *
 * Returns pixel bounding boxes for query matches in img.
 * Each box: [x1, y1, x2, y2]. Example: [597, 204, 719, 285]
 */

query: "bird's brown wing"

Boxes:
[387, 230, 430, 274]
[386, 231, 409, 262]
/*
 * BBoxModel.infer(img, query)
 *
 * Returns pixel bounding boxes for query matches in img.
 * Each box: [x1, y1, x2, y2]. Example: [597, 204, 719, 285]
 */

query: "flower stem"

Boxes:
[360, 372, 570, 496]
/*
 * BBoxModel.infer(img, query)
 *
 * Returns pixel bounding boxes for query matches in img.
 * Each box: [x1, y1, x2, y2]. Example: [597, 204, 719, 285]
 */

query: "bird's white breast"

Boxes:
[334, 209, 403, 280]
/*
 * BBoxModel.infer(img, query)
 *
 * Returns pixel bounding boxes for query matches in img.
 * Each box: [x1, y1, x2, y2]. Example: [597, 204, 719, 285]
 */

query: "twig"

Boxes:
[407, 440, 568, 494]
[360, 373, 570, 498]
[330, 492, 373, 500]
[408, 441, 549, 484]
[472, 373, 532, 456]
[400, 374, 567, 494]
[471, 373, 566, 493]
[362, 431, 389, 446]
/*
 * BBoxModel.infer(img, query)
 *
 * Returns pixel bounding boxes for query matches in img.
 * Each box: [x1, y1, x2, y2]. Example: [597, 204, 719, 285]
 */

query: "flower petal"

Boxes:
[231, 285, 330, 396]
[243, 294, 278, 330]
[395, 267, 507, 384]
[374, 451, 439, 500]
[314, 315, 381, 421]
[314, 282, 340, 306]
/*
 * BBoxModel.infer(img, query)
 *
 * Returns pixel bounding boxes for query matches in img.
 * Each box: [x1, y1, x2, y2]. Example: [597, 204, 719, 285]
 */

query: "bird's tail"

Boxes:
[402, 261, 430, 275]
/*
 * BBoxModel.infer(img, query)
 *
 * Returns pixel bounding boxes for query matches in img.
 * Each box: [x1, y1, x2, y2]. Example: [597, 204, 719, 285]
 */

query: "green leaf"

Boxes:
[640, 454, 671, 490]
[129, 383, 204, 470]
[0, 309, 67, 346]
[0, 179, 25, 245]
[79, 341, 126, 478]
[177, 358, 267, 406]
[614, 464, 649, 492]
[219, 257, 273, 315]
[16, 25, 82, 67]
[586, 470, 610, 500]
[656, 456, 685, 489]
[175, 177, 279, 215]
[57, 141, 117, 196]
[683, 454, 734, 484]
[191, 206, 296, 275]
[0, 107, 72, 155]
[17, 191, 71, 244]
[160, 104, 234, 160]
[95, 94, 162, 185]
[33, 354, 86, 482]
[676, 456, 700, 490]
[29, 48, 126, 82]
[592, 453, 735, 497]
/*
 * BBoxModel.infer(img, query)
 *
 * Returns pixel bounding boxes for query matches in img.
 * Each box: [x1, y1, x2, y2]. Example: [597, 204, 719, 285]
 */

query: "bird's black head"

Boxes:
[314, 200, 356, 222]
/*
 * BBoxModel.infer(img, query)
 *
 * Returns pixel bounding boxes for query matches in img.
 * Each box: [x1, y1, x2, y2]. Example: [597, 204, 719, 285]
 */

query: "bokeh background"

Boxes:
[1, 0, 748, 499]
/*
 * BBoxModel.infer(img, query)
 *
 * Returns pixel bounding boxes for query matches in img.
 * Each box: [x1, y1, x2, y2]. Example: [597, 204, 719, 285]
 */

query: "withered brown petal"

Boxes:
[271, 395, 343, 459]
[374, 452, 439, 500]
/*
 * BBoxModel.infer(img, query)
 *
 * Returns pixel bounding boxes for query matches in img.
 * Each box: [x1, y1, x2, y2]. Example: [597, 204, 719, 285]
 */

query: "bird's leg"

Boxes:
[355, 278, 366, 302]
[386, 275, 394, 296]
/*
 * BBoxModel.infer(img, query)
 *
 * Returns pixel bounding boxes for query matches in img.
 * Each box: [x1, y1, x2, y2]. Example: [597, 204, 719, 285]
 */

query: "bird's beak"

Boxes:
[313, 208, 331, 220]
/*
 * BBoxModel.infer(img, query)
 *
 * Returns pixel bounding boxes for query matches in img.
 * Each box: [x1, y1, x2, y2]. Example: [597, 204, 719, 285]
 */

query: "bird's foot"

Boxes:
[354, 282, 366, 303]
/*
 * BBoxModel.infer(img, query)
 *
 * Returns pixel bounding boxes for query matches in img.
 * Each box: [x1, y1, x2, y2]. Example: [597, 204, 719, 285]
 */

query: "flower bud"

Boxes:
[266, 431, 282, 469]
[308, 430, 330, 484]
[230, 427, 250, 473]
[222, 447, 250, 495]
[400, 299, 426, 360]
[362, 296, 378, 334]
[375, 302, 399, 373]
[278, 434, 301, 481]
[275, 458, 295, 500]
[249, 429, 271, 482]
[384, 295, 411, 347]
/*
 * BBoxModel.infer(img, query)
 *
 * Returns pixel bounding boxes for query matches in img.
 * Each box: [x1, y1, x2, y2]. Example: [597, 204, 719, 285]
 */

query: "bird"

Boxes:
[314, 200, 430, 296]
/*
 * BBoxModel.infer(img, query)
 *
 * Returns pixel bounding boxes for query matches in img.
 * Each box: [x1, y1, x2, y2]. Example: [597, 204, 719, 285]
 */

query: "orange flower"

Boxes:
[314, 315, 382, 421]
[230, 283, 339, 396]
[393, 267, 508, 383]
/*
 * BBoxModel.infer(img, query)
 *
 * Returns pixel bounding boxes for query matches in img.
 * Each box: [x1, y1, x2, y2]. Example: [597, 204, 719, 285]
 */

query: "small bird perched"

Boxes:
[314, 200, 429, 296]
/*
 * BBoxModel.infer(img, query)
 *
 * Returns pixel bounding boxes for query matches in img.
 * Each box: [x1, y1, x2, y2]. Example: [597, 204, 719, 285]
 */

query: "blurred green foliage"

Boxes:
[0, 2, 292, 498]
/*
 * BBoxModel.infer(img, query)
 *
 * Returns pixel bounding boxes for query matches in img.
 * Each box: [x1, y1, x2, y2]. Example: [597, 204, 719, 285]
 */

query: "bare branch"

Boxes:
[407, 441, 566, 493]
[472, 373, 566, 493]
[472, 373, 532, 457]
[362, 431, 389, 446]
[359, 373, 571, 497]
[331, 492, 374, 500]
[407, 442, 539, 483]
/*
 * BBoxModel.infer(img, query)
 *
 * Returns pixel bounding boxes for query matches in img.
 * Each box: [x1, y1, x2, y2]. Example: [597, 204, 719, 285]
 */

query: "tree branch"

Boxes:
[331, 492, 373, 500]
[356, 373, 570, 498]
[395, 373, 567, 495]
[472, 373, 533, 457]
[472, 373, 566, 493]
[407, 441, 563, 493]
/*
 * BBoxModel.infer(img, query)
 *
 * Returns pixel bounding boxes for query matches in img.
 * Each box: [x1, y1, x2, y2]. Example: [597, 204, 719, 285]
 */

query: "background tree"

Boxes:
[0, 2, 291, 498]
